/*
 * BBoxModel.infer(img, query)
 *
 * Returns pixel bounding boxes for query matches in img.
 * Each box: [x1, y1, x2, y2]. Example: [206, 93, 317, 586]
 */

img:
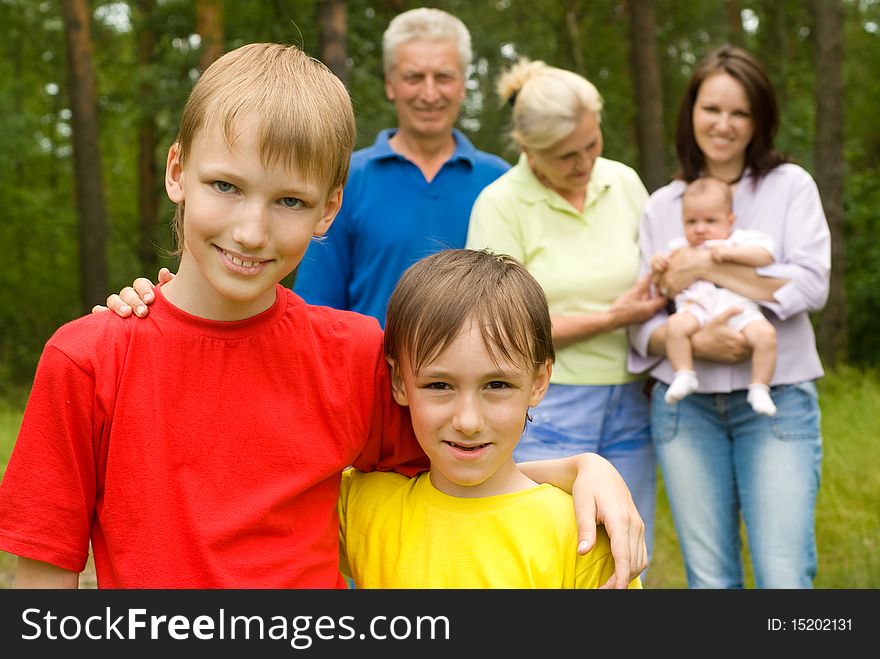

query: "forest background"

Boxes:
[0, 0, 878, 589]
[0, 0, 877, 393]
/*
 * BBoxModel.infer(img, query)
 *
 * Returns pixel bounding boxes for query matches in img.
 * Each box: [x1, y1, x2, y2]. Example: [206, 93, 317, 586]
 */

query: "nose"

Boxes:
[715, 112, 732, 131]
[451, 393, 484, 436]
[420, 75, 440, 102]
[232, 202, 270, 249]
[575, 150, 594, 168]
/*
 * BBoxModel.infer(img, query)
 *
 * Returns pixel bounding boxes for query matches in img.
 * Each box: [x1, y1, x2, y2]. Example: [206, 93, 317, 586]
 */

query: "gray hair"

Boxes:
[498, 58, 603, 151]
[382, 7, 472, 75]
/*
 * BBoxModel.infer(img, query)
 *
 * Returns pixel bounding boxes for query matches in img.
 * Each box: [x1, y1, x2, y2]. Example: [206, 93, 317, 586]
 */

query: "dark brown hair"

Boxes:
[675, 44, 787, 182]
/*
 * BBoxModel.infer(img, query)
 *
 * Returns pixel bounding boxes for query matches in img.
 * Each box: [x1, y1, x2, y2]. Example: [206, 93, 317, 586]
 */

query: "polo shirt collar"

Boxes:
[370, 128, 476, 167]
[511, 153, 612, 213]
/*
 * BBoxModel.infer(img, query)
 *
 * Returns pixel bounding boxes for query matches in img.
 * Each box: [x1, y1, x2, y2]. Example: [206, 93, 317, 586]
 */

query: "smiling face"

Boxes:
[384, 39, 466, 142]
[391, 321, 551, 498]
[692, 72, 755, 179]
[163, 117, 341, 321]
[525, 111, 603, 200]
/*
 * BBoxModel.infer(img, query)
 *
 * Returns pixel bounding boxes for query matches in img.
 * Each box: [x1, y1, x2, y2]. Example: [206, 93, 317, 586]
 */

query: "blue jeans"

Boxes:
[516, 381, 656, 563]
[651, 381, 822, 588]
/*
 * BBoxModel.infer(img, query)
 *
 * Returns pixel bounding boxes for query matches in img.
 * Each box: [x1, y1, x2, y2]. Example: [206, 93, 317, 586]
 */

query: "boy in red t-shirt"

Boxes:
[0, 43, 644, 588]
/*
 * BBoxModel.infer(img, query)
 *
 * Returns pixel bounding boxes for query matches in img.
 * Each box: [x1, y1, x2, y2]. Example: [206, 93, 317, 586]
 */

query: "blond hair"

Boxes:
[498, 58, 603, 151]
[171, 43, 356, 251]
[384, 249, 555, 375]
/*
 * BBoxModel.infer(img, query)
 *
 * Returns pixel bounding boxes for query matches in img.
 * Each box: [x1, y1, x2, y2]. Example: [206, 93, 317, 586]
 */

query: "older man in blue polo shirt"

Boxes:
[292, 7, 510, 326]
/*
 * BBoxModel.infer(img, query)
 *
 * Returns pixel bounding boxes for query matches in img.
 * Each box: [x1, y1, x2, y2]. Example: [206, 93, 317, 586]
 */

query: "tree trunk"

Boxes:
[812, 0, 847, 367]
[197, 0, 224, 72]
[564, 1, 586, 77]
[61, 0, 108, 311]
[627, 0, 667, 192]
[134, 0, 159, 276]
[318, 0, 348, 86]
[725, 0, 743, 46]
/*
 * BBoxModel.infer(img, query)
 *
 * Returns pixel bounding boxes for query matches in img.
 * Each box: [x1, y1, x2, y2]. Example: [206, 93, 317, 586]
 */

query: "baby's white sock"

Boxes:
[747, 383, 777, 416]
[665, 370, 698, 404]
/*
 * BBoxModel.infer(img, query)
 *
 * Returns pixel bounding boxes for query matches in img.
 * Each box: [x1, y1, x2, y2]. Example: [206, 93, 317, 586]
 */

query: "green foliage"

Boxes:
[842, 166, 880, 364]
[1, 0, 879, 390]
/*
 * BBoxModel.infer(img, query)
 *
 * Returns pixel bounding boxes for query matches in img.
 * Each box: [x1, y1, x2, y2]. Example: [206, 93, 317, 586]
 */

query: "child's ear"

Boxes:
[313, 187, 343, 238]
[165, 143, 184, 203]
[387, 357, 409, 407]
[528, 360, 553, 407]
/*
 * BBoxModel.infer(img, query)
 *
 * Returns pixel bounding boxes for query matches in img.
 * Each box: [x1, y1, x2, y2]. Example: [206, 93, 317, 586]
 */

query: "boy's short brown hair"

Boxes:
[171, 43, 356, 249]
[384, 249, 555, 375]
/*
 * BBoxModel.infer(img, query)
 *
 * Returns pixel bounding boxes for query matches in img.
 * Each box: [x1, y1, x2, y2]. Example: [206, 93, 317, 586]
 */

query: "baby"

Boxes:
[652, 176, 777, 416]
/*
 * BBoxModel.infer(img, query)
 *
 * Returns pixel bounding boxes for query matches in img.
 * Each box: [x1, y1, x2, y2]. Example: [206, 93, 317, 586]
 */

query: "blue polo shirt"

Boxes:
[293, 128, 510, 326]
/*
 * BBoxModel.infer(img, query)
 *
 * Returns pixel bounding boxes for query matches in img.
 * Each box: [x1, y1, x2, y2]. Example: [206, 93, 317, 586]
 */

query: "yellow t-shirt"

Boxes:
[338, 469, 642, 589]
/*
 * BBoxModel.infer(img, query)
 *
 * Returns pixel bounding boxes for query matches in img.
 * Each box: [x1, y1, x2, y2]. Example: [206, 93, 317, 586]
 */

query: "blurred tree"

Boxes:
[725, 0, 743, 45]
[842, 0, 880, 365]
[318, 0, 348, 85]
[197, 0, 223, 71]
[133, 0, 161, 276]
[813, 0, 846, 367]
[627, 0, 667, 192]
[61, 0, 108, 311]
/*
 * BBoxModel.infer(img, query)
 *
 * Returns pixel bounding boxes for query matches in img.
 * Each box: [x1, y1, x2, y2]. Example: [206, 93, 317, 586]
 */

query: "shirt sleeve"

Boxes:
[756, 170, 831, 320]
[351, 336, 429, 477]
[0, 344, 97, 571]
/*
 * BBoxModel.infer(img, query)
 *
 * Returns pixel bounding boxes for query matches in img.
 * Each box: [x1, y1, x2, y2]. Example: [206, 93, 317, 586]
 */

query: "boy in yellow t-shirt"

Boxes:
[338, 248, 642, 589]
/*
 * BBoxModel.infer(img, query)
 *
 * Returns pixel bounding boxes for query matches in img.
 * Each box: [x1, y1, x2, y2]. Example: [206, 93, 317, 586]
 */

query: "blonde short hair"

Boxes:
[498, 58, 603, 151]
[171, 43, 356, 250]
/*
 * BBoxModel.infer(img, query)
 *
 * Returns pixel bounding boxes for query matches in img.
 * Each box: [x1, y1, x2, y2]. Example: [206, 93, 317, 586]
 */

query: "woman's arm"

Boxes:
[519, 454, 647, 589]
[658, 247, 786, 302]
[552, 276, 668, 349]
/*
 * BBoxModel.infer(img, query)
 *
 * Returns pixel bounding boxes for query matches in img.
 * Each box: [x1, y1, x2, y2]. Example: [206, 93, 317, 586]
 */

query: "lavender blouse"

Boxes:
[628, 163, 831, 392]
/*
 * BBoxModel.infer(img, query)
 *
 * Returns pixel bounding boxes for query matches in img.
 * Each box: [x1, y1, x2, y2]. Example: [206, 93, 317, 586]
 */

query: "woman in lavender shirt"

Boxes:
[629, 45, 830, 588]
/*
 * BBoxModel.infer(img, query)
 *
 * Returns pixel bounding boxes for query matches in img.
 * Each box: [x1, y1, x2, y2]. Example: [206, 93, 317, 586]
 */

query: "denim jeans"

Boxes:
[651, 381, 822, 588]
[516, 381, 656, 563]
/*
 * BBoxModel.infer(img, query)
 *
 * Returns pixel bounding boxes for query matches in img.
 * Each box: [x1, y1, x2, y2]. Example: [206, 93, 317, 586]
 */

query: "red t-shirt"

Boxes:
[0, 284, 427, 588]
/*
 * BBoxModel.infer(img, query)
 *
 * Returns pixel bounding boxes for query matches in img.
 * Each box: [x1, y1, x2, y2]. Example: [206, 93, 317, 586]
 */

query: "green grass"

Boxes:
[1, 368, 879, 588]
[644, 365, 880, 588]
[0, 403, 24, 587]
